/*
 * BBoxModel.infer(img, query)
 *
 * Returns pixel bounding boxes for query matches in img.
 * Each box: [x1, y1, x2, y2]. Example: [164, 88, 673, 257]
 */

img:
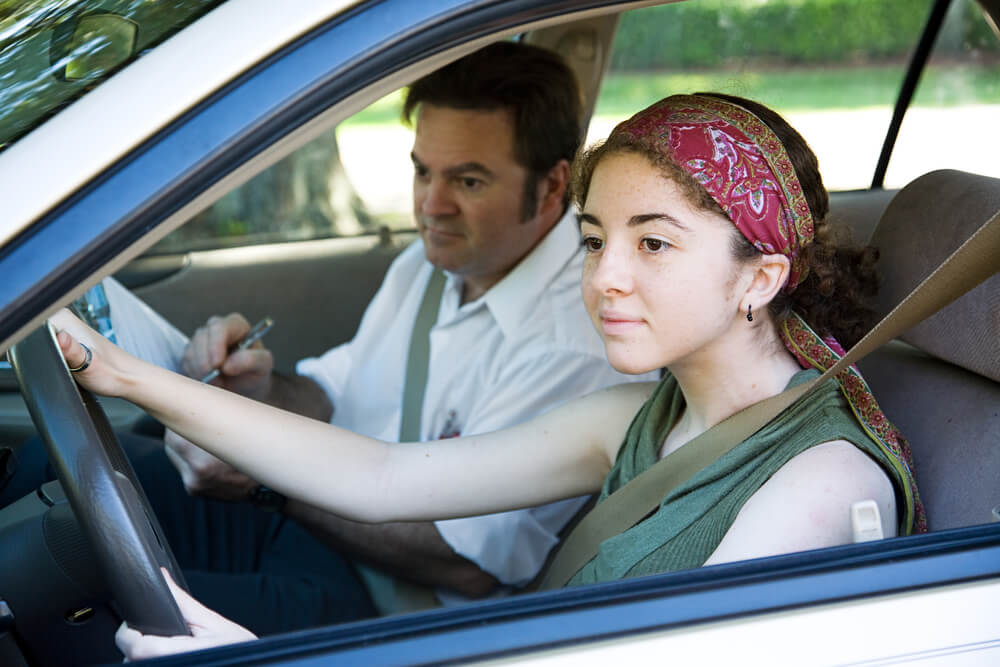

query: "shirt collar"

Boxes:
[468, 207, 581, 339]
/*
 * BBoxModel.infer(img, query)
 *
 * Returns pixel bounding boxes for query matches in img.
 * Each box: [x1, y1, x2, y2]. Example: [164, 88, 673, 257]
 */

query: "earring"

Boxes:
[746, 304, 753, 322]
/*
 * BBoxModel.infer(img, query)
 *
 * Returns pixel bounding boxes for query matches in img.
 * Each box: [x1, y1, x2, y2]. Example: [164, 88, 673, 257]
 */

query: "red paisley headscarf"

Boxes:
[611, 94, 926, 534]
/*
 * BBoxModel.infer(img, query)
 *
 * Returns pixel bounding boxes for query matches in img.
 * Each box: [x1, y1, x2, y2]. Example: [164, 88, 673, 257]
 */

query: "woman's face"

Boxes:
[580, 151, 751, 375]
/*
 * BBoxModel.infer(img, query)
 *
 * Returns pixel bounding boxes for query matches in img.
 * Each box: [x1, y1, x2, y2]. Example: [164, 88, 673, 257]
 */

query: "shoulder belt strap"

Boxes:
[400, 268, 447, 443]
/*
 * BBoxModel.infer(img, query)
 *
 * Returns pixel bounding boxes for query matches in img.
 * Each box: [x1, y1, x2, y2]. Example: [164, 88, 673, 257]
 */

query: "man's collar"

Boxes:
[468, 207, 580, 339]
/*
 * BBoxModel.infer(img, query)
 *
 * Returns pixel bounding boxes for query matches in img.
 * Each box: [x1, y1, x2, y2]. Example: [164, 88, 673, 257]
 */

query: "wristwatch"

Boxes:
[248, 485, 286, 512]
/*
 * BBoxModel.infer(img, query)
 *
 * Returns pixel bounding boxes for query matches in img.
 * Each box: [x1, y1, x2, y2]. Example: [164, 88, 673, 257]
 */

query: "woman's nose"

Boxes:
[587, 244, 634, 296]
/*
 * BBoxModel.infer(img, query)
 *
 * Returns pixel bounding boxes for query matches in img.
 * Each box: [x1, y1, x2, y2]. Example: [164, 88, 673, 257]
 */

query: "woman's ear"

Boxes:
[739, 253, 791, 315]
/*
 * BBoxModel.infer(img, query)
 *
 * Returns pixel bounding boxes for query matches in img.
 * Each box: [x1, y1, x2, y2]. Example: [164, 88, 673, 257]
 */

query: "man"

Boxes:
[8, 42, 651, 634]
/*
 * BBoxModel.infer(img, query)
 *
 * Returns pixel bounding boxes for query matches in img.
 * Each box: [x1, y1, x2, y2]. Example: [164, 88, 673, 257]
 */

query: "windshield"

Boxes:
[0, 0, 225, 152]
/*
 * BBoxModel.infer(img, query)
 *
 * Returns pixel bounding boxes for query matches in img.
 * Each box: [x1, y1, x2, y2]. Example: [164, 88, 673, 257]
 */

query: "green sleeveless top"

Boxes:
[566, 368, 907, 586]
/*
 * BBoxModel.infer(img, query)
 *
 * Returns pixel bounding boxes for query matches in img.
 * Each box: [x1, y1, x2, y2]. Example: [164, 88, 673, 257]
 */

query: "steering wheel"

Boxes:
[8, 323, 190, 637]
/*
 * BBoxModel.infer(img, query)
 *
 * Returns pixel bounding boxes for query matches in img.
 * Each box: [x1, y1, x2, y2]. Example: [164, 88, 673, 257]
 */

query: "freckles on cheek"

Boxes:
[651, 263, 693, 299]
[581, 288, 600, 326]
[580, 264, 597, 301]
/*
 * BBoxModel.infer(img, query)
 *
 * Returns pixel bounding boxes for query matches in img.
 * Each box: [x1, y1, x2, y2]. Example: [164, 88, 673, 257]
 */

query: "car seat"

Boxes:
[856, 169, 1000, 532]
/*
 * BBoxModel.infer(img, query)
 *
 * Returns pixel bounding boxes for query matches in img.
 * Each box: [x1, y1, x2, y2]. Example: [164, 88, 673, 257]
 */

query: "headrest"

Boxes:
[869, 169, 1000, 383]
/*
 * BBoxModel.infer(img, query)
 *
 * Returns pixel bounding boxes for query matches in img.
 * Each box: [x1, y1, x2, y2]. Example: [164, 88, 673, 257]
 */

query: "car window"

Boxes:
[588, 0, 945, 192]
[0, 0, 225, 151]
[146, 89, 415, 254]
[883, 0, 1000, 188]
[153, 0, 1000, 256]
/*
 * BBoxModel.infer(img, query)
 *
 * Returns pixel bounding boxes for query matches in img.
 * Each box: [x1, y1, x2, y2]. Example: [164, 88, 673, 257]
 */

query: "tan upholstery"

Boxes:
[856, 169, 1000, 531]
[868, 170, 1000, 382]
[858, 342, 1000, 531]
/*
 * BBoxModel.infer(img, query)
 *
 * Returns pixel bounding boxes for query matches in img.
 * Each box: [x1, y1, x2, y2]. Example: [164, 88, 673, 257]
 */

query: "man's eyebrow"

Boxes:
[442, 162, 494, 179]
[410, 153, 494, 179]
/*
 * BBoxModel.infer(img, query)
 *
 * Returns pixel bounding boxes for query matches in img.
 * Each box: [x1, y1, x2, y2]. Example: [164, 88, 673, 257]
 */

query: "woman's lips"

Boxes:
[600, 312, 644, 335]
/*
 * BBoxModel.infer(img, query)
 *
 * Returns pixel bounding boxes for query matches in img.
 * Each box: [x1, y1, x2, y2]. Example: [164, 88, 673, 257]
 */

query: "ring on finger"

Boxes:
[68, 343, 93, 373]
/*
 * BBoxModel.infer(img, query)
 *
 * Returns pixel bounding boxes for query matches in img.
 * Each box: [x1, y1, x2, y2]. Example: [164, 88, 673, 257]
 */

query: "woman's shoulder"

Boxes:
[705, 439, 897, 565]
[772, 440, 896, 513]
[568, 380, 661, 462]
[752, 439, 897, 540]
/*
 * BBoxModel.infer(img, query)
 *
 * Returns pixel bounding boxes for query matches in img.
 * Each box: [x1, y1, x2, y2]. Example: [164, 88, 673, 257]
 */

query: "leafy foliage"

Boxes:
[611, 0, 998, 71]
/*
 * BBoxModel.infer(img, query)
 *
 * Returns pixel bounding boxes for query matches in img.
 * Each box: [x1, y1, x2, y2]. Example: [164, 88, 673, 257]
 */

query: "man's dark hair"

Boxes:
[403, 41, 583, 219]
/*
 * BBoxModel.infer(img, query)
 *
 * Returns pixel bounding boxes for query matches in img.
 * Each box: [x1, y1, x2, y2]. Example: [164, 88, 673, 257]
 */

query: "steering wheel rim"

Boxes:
[9, 323, 190, 637]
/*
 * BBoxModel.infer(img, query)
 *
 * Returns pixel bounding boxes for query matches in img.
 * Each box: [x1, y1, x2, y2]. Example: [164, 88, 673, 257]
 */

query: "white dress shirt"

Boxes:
[298, 210, 655, 600]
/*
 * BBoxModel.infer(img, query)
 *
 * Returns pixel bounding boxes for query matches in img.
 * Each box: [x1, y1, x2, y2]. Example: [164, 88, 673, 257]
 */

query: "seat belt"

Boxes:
[399, 268, 447, 443]
[357, 267, 447, 615]
[538, 204, 1000, 591]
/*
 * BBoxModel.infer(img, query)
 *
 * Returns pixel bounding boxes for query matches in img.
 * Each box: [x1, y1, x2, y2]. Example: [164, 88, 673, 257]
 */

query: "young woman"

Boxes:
[53, 93, 924, 658]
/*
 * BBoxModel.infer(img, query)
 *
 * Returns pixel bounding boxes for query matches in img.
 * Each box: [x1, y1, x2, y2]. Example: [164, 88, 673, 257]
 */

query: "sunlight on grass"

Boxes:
[594, 64, 1000, 115]
[341, 63, 1000, 128]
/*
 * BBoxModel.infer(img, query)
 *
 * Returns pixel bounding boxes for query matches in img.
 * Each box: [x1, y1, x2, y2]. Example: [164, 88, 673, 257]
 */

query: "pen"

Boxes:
[200, 317, 274, 383]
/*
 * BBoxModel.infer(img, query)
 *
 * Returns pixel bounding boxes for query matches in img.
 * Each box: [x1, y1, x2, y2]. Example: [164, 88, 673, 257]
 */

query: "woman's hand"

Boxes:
[50, 308, 134, 398]
[115, 569, 257, 661]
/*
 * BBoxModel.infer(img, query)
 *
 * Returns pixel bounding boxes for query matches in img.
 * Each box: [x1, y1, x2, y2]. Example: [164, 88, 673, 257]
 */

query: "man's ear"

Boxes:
[536, 159, 571, 217]
[739, 253, 791, 315]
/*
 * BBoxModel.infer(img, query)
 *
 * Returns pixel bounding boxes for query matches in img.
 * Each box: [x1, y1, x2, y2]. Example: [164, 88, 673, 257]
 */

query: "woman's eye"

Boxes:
[641, 238, 668, 252]
[581, 236, 604, 252]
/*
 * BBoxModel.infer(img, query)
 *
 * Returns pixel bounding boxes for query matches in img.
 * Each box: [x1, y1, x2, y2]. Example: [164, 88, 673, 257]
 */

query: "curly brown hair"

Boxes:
[571, 93, 879, 348]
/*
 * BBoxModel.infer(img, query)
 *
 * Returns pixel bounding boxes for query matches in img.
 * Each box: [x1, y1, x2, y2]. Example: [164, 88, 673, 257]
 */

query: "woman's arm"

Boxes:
[703, 440, 897, 566]
[52, 310, 654, 523]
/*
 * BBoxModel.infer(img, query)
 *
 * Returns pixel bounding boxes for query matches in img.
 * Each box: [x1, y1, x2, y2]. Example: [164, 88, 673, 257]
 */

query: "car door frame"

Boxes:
[1, 0, 998, 664]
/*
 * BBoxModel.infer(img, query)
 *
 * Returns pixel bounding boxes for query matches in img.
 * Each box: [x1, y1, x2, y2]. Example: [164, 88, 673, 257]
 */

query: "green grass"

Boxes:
[595, 64, 1000, 115]
[340, 63, 1000, 129]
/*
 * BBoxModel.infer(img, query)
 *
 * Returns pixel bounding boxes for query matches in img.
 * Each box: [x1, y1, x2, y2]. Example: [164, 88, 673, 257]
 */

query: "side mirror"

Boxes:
[49, 13, 138, 82]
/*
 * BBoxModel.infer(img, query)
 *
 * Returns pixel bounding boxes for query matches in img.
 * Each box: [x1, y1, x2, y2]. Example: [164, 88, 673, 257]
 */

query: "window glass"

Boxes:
[151, 0, 990, 254]
[589, 0, 934, 192]
[883, 0, 1000, 187]
[148, 89, 415, 254]
[0, 0, 225, 152]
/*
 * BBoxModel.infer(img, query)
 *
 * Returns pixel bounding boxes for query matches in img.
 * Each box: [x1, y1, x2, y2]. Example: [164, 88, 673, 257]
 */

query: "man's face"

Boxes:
[411, 104, 550, 301]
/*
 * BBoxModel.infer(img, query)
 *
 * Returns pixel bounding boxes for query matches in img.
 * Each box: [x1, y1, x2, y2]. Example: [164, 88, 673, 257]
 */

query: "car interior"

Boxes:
[857, 168, 1000, 532]
[0, 0, 997, 665]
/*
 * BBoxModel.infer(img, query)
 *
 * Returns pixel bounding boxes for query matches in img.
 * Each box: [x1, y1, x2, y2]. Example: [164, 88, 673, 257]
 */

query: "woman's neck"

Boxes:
[663, 319, 802, 456]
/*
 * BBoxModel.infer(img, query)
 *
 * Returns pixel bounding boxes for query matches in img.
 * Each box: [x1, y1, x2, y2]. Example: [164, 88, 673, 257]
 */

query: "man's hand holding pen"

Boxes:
[169, 313, 276, 502]
[182, 313, 275, 401]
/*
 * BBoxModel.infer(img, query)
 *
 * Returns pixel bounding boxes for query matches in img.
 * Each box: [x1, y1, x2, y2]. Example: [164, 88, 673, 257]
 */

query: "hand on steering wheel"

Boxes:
[9, 319, 191, 638]
[115, 568, 256, 661]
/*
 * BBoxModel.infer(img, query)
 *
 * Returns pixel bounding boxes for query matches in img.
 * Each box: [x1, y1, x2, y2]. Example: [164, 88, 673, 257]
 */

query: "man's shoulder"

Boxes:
[385, 238, 430, 279]
[368, 239, 433, 304]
